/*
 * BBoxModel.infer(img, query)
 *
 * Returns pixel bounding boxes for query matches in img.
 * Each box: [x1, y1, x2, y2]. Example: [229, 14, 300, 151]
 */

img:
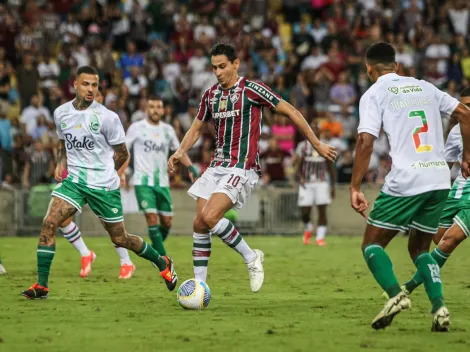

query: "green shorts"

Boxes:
[438, 197, 470, 237]
[367, 190, 449, 234]
[51, 178, 123, 223]
[134, 185, 173, 216]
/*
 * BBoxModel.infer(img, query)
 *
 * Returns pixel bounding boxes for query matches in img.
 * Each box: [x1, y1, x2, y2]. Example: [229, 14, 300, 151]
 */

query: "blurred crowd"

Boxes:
[0, 0, 469, 191]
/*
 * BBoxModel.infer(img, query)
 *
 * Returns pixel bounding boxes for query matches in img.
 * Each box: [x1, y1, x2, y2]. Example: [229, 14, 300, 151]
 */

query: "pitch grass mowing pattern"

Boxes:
[1, 236, 470, 352]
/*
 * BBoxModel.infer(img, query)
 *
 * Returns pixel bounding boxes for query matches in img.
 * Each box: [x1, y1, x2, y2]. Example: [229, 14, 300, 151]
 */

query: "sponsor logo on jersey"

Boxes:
[89, 114, 100, 134]
[74, 123, 82, 129]
[399, 84, 423, 93]
[213, 109, 241, 119]
[61, 122, 67, 129]
[246, 82, 275, 101]
[411, 160, 447, 169]
[65, 133, 95, 150]
[219, 98, 228, 111]
[388, 87, 399, 95]
[389, 96, 431, 111]
[144, 140, 166, 152]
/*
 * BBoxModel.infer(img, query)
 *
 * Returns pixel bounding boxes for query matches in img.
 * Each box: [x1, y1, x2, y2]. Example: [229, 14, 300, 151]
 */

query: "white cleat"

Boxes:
[247, 249, 264, 293]
[432, 306, 450, 332]
[0, 264, 6, 275]
[372, 292, 411, 330]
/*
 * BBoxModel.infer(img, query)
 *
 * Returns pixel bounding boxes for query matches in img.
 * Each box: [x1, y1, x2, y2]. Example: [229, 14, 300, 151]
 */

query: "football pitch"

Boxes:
[1, 235, 470, 352]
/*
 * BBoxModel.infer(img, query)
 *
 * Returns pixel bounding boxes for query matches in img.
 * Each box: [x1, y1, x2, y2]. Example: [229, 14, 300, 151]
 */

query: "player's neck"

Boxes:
[72, 97, 93, 111]
[375, 70, 396, 82]
[220, 74, 239, 90]
[146, 118, 160, 126]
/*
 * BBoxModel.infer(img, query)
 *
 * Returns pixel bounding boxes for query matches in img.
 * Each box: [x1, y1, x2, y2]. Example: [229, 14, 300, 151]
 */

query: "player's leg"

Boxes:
[152, 186, 175, 253]
[21, 196, 78, 299]
[60, 215, 96, 278]
[298, 184, 314, 245]
[0, 256, 6, 274]
[314, 182, 332, 246]
[193, 198, 211, 282]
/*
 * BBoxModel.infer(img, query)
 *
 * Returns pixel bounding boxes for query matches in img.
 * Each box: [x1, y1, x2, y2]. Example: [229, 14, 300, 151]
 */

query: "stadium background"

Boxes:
[0, 0, 469, 235]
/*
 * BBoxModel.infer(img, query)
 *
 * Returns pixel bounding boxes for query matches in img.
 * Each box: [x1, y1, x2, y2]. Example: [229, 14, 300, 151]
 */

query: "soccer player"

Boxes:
[294, 121, 335, 246]
[350, 42, 470, 331]
[0, 257, 6, 274]
[168, 43, 336, 292]
[400, 88, 470, 295]
[58, 86, 136, 279]
[125, 96, 197, 257]
[21, 66, 177, 299]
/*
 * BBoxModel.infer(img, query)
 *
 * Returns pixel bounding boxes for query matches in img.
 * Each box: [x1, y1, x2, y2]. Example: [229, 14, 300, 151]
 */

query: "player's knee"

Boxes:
[111, 234, 127, 248]
[42, 216, 59, 234]
[193, 216, 208, 233]
[200, 210, 221, 230]
[439, 235, 460, 252]
[144, 213, 159, 227]
[161, 217, 172, 229]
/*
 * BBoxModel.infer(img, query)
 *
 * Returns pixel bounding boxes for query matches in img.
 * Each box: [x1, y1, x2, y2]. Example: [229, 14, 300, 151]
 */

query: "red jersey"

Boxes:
[196, 77, 282, 172]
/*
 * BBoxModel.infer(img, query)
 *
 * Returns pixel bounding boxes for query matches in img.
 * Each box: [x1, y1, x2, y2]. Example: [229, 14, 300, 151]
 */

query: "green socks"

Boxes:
[137, 241, 166, 271]
[148, 225, 167, 256]
[404, 248, 449, 294]
[159, 225, 170, 242]
[363, 245, 401, 298]
[414, 253, 445, 313]
[37, 245, 56, 288]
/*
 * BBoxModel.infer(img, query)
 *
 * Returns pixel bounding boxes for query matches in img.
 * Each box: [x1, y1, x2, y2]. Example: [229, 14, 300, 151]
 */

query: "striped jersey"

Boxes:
[295, 140, 329, 183]
[444, 124, 469, 199]
[196, 77, 282, 172]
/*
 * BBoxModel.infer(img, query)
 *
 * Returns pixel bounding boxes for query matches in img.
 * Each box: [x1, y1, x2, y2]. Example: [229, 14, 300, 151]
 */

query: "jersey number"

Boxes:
[227, 174, 241, 187]
[408, 110, 433, 153]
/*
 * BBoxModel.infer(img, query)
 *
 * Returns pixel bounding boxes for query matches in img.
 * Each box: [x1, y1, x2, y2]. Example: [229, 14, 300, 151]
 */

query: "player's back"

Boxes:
[54, 100, 125, 190]
[358, 73, 459, 196]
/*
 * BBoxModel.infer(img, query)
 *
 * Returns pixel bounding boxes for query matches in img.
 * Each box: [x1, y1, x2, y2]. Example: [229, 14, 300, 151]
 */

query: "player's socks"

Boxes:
[363, 244, 401, 298]
[404, 248, 449, 294]
[316, 226, 327, 241]
[304, 222, 313, 232]
[193, 232, 211, 282]
[136, 239, 167, 271]
[61, 222, 90, 257]
[211, 218, 257, 263]
[148, 225, 166, 256]
[37, 245, 56, 288]
[159, 225, 170, 241]
[414, 252, 445, 314]
[114, 245, 133, 266]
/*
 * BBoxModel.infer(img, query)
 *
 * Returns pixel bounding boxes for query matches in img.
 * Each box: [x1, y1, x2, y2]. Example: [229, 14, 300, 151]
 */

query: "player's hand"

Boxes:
[350, 188, 368, 219]
[168, 150, 184, 174]
[54, 163, 66, 182]
[462, 159, 470, 179]
[315, 142, 337, 162]
[188, 165, 199, 183]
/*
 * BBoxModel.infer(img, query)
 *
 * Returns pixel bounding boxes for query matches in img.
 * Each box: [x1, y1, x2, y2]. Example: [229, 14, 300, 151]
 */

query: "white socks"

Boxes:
[193, 232, 211, 282]
[114, 246, 133, 266]
[61, 221, 90, 257]
[316, 226, 327, 241]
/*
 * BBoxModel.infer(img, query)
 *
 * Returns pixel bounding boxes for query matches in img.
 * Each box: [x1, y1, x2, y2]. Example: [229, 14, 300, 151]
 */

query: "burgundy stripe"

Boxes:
[192, 250, 211, 257]
[70, 235, 81, 244]
[64, 224, 77, 235]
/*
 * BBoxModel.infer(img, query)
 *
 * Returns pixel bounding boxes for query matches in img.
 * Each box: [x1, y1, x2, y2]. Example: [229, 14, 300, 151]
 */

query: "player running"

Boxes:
[168, 43, 336, 292]
[59, 86, 135, 279]
[294, 121, 335, 246]
[126, 96, 197, 258]
[21, 66, 177, 300]
[399, 88, 470, 295]
[350, 42, 470, 331]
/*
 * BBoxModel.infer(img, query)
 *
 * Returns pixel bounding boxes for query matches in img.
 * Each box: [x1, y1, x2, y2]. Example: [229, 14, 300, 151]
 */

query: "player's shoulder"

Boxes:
[160, 121, 177, 133]
[54, 100, 74, 117]
[245, 78, 272, 90]
[127, 119, 146, 131]
[91, 101, 119, 121]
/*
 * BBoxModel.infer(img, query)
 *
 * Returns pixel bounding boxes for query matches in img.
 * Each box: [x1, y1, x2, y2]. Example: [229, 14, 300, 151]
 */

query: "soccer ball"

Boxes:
[177, 279, 211, 310]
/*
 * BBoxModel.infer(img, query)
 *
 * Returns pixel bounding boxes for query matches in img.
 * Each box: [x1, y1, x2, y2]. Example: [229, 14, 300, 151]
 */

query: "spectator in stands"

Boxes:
[0, 61, 10, 103]
[271, 114, 296, 155]
[23, 140, 54, 188]
[21, 94, 51, 137]
[260, 137, 291, 186]
[329, 70, 356, 110]
[31, 115, 49, 142]
[16, 52, 39, 109]
[320, 112, 343, 138]
[120, 41, 144, 79]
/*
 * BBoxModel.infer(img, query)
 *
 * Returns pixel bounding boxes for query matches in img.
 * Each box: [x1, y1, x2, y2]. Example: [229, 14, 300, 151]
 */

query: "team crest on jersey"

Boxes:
[89, 114, 100, 134]
[230, 93, 240, 104]
[219, 98, 228, 111]
[388, 87, 399, 95]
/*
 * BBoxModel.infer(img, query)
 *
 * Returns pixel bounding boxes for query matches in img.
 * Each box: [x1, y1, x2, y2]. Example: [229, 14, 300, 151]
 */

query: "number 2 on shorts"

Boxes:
[409, 110, 432, 153]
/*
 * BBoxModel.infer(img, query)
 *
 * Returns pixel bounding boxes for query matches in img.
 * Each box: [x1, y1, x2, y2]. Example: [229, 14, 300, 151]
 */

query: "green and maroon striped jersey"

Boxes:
[196, 77, 282, 172]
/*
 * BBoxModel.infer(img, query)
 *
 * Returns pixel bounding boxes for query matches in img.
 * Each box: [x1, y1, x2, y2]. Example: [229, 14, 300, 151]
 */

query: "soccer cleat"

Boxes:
[21, 283, 49, 300]
[372, 292, 411, 330]
[80, 251, 96, 278]
[0, 264, 6, 275]
[247, 249, 264, 292]
[382, 285, 410, 300]
[431, 306, 451, 332]
[159, 256, 177, 291]
[303, 231, 312, 245]
[316, 239, 327, 247]
[119, 263, 136, 279]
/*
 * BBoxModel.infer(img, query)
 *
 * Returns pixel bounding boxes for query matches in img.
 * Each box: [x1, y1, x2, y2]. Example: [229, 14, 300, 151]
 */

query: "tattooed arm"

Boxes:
[54, 140, 67, 182]
[112, 143, 130, 172]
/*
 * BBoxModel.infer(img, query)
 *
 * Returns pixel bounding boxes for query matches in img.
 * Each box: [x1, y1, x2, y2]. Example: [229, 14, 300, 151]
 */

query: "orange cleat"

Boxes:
[119, 263, 136, 279]
[21, 283, 49, 299]
[80, 251, 96, 277]
[303, 231, 312, 245]
[316, 239, 327, 247]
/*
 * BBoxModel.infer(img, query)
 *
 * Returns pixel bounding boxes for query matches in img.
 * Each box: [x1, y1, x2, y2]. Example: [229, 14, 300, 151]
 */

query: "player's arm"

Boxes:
[450, 104, 470, 177]
[327, 160, 336, 199]
[274, 100, 336, 161]
[54, 139, 67, 182]
[112, 143, 130, 172]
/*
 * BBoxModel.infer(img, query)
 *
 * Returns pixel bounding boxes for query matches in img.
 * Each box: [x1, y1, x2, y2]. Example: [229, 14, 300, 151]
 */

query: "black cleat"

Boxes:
[21, 283, 49, 300]
[159, 256, 178, 291]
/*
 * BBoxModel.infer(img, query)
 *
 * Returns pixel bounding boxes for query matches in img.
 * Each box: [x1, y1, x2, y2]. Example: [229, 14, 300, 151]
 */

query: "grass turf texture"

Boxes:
[1, 236, 470, 352]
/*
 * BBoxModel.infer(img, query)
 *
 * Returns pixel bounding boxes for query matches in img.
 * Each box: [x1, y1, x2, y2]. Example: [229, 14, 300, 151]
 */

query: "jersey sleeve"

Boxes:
[53, 109, 64, 140]
[196, 89, 212, 122]
[444, 126, 461, 162]
[245, 81, 282, 109]
[125, 123, 137, 150]
[102, 111, 126, 146]
[168, 125, 180, 151]
[357, 90, 382, 138]
[431, 83, 460, 116]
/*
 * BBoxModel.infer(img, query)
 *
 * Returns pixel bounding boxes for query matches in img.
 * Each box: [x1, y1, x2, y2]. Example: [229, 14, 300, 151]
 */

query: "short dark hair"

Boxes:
[76, 66, 99, 77]
[148, 95, 163, 102]
[366, 42, 396, 66]
[460, 87, 470, 98]
[210, 43, 237, 63]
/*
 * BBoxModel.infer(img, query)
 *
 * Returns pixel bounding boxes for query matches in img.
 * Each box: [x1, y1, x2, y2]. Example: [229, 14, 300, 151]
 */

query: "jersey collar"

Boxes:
[217, 76, 244, 91]
[376, 72, 399, 83]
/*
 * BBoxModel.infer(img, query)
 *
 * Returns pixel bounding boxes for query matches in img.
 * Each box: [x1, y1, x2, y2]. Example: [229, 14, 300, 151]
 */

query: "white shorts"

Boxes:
[188, 166, 259, 210]
[297, 182, 332, 207]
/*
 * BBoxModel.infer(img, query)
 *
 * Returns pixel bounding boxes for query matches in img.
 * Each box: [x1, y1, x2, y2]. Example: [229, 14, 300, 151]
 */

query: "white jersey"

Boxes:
[444, 124, 470, 199]
[54, 100, 125, 190]
[125, 119, 180, 187]
[358, 73, 459, 196]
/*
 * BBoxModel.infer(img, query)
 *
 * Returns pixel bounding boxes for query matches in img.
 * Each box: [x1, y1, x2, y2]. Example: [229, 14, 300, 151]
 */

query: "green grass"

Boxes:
[1, 235, 470, 352]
